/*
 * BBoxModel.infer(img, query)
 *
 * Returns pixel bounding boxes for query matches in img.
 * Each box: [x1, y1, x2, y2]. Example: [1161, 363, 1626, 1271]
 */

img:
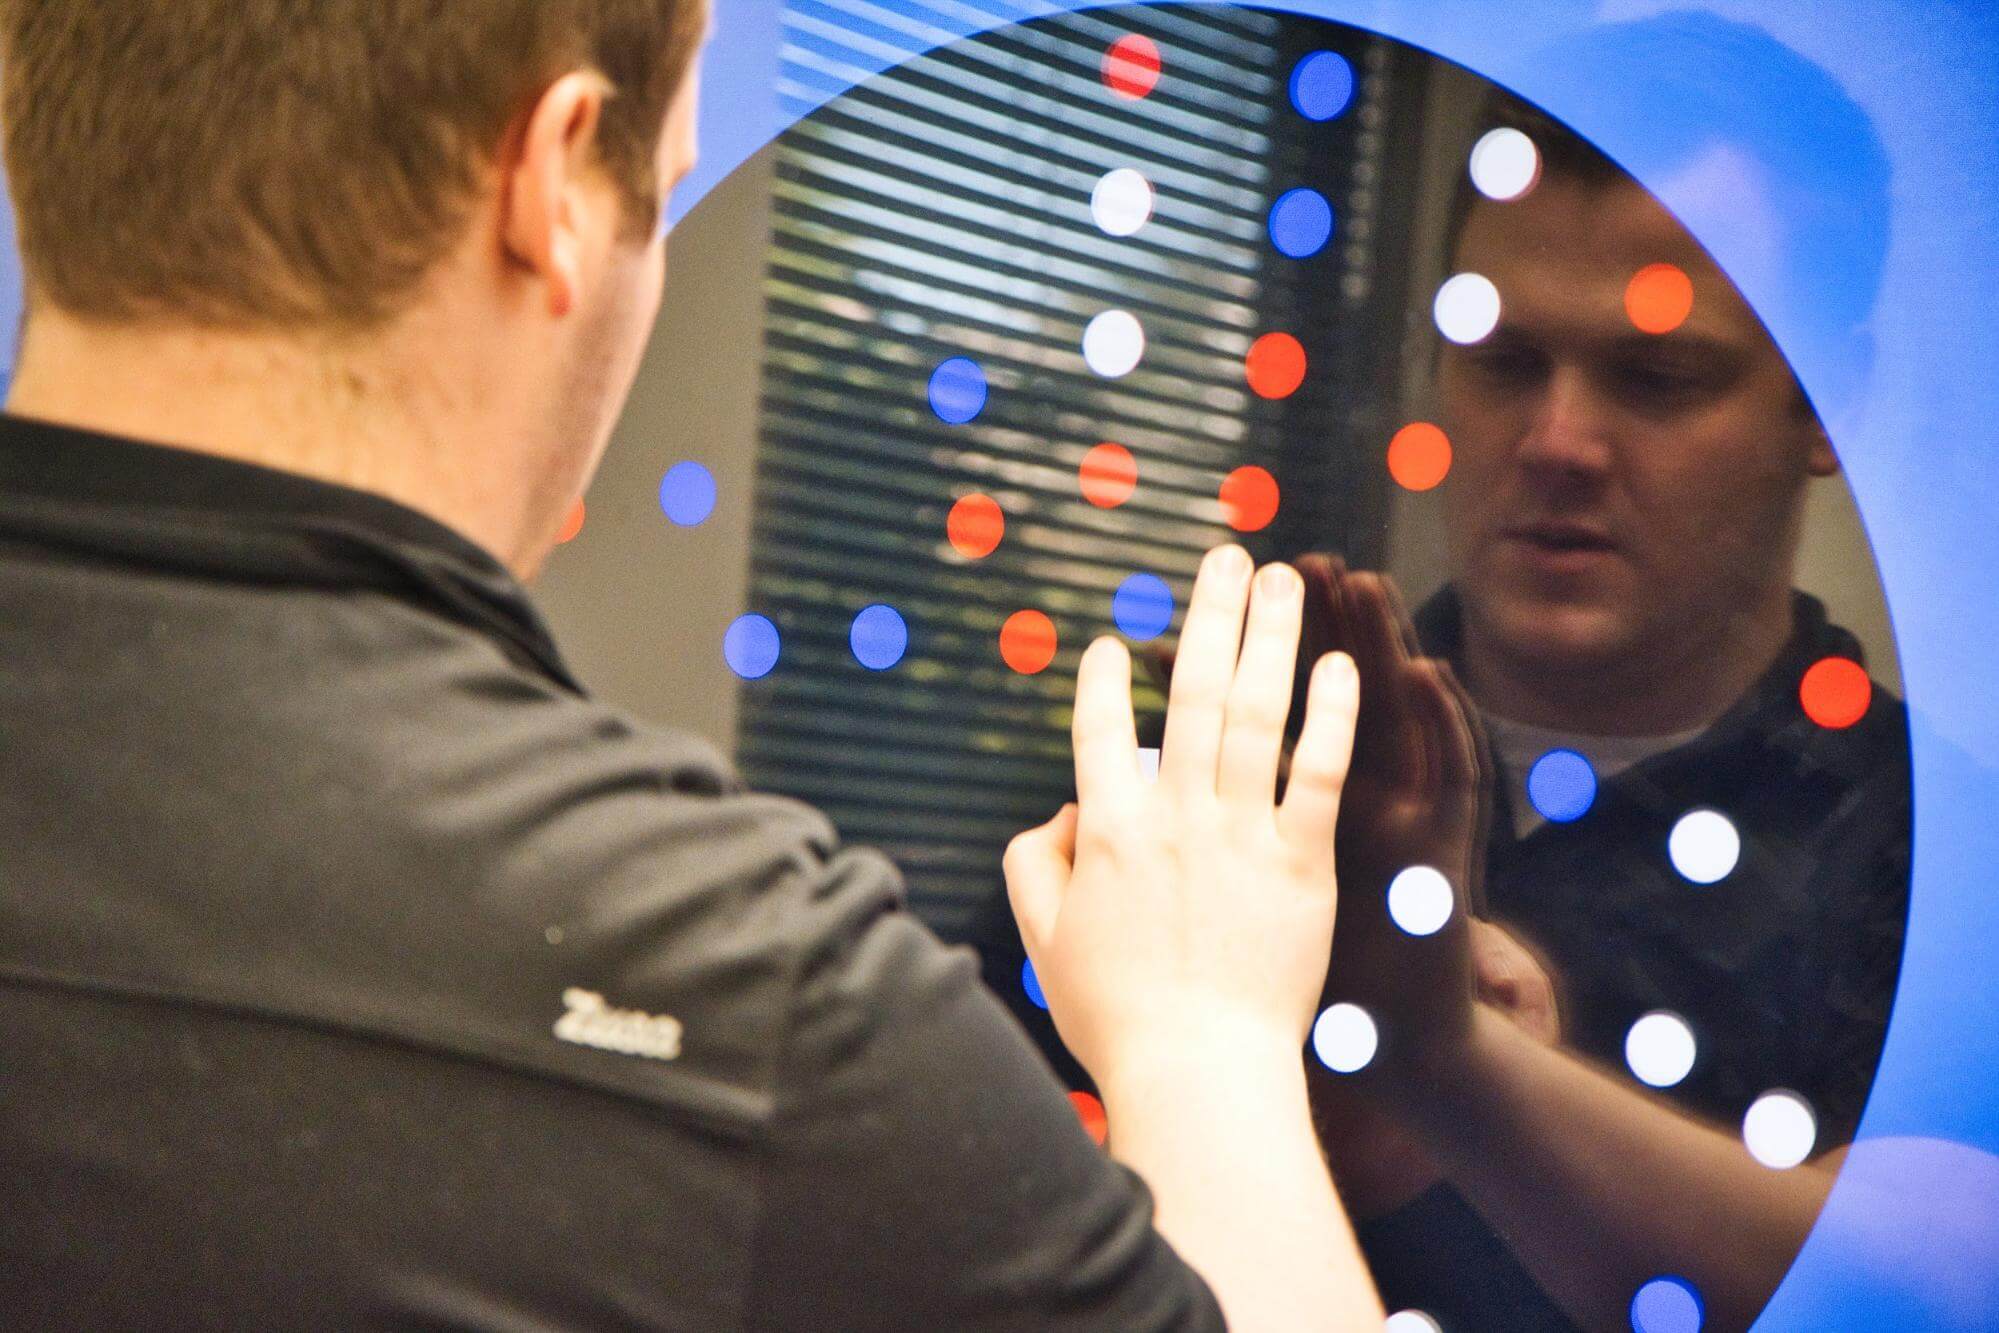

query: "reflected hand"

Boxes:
[1303, 557, 1487, 1078]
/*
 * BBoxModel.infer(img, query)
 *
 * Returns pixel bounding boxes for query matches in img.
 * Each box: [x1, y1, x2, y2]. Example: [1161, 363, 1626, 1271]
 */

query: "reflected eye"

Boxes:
[1611, 358, 1710, 406]
[1461, 342, 1548, 389]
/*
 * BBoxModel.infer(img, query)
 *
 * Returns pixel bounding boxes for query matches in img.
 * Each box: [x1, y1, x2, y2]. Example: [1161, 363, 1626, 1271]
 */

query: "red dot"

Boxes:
[1246, 332, 1307, 399]
[558, 499, 586, 544]
[947, 493, 1005, 559]
[1001, 610, 1059, 675]
[1103, 35, 1161, 100]
[1069, 1091, 1109, 1146]
[1387, 422, 1453, 492]
[1220, 466, 1280, 532]
[1626, 262, 1695, 335]
[1080, 443, 1138, 508]
[1800, 656, 1871, 729]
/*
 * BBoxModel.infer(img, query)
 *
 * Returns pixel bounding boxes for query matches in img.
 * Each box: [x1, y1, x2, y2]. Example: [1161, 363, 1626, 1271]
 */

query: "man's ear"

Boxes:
[1806, 419, 1841, 478]
[501, 72, 614, 319]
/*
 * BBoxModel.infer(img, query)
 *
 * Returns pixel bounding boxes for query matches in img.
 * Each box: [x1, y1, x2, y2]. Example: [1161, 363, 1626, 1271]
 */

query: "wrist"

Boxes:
[1093, 1023, 1309, 1123]
[1374, 999, 1512, 1119]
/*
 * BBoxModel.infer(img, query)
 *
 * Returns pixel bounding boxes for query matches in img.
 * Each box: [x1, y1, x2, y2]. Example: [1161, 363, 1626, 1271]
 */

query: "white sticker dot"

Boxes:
[1385, 1313, 1443, 1333]
[1434, 273, 1502, 345]
[1387, 865, 1454, 937]
[1313, 1002, 1379, 1074]
[1744, 1090, 1817, 1169]
[1092, 168, 1155, 237]
[1669, 809, 1741, 884]
[1468, 127, 1540, 201]
[1624, 1011, 1697, 1088]
[1083, 310, 1146, 377]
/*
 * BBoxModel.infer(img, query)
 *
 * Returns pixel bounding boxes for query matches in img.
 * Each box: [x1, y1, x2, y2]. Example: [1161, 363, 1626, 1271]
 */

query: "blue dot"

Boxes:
[1528, 748, 1598, 823]
[659, 461, 717, 526]
[1289, 51, 1355, 122]
[723, 614, 781, 681]
[1630, 1276, 1703, 1333]
[1113, 573, 1176, 641]
[850, 604, 909, 671]
[929, 357, 988, 424]
[1270, 188, 1335, 259]
[1022, 957, 1049, 1010]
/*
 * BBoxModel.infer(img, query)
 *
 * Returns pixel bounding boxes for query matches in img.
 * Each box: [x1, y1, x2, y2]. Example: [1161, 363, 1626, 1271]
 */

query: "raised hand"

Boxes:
[1003, 544, 1361, 1093]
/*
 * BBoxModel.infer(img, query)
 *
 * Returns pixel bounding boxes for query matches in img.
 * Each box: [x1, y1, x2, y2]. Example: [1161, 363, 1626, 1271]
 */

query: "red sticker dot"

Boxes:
[1220, 466, 1280, 532]
[1103, 35, 1161, 100]
[1080, 443, 1139, 508]
[558, 500, 586, 544]
[947, 493, 1005, 559]
[1001, 610, 1059, 675]
[1388, 422, 1453, 492]
[1246, 332, 1308, 399]
[1626, 262, 1695, 335]
[1069, 1090, 1109, 1146]
[1801, 656, 1871, 729]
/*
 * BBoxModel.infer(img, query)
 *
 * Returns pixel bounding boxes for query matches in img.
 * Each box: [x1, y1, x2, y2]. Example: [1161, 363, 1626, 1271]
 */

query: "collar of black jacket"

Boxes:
[0, 411, 582, 693]
[1413, 583, 1906, 796]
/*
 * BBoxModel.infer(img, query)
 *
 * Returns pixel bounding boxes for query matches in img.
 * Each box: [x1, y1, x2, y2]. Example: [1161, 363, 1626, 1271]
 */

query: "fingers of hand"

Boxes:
[1159, 545, 1252, 791]
[1072, 636, 1140, 811]
[1218, 562, 1305, 808]
[1278, 650, 1360, 852]
[1004, 803, 1078, 954]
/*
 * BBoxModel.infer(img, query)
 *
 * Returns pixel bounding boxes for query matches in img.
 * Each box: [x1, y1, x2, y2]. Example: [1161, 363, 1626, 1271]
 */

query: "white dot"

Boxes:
[1083, 310, 1146, 377]
[1385, 1314, 1443, 1333]
[1624, 1011, 1697, 1088]
[1744, 1090, 1817, 1169]
[1468, 127, 1540, 202]
[1434, 273, 1501, 344]
[1137, 747, 1161, 783]
[1092, 168, 1155, 237]
[1313, 1003, 1378, 1074]
[1387, 865, 1454, 937]
[1669, 809, 1741, 884]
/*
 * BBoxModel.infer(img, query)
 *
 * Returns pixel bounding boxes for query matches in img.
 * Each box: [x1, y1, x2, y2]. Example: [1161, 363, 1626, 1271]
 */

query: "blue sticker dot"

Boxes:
[1528, 748, 1597, 823]
[1113, 573, 1176, 641]
[723, 614, 781, 681]
[850, 604, 909, 671]
[1630, 1276, 1704, 1333]
[1289, 51, 1355, 122]
[929, 357, 988, 424]
[1022, 957, 1049, 1010]
[659, 461, 717, 527]
[1270, 188, 1335, 259]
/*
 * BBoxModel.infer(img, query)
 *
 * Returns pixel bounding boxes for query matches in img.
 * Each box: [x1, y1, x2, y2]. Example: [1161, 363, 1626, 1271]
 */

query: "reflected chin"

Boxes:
[1467, 591, 1642, 677]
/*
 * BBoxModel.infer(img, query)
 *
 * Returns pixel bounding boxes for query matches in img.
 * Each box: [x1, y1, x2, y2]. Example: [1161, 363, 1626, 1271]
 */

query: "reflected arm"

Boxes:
[1394, 1005, 1841, 1333]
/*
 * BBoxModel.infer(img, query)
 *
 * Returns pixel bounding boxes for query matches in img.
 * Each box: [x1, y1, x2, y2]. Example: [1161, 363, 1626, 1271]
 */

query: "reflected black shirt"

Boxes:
[0, 413, 1225, 1332]
[1355, 587, 1913, 1331]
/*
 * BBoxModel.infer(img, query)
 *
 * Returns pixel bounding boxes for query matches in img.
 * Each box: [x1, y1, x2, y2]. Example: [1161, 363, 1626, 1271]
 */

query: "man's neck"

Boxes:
[4, 312, 541, 579]
[1459, 593, 1797, 738]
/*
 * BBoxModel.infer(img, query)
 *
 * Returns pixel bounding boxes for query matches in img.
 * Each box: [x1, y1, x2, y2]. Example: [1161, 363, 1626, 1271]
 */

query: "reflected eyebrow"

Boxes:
[1603, 331, 1753, 362]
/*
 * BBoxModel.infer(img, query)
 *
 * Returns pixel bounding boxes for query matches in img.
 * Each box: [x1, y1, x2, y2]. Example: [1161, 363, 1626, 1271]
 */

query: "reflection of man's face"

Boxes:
[1437, 174, 1837, 692]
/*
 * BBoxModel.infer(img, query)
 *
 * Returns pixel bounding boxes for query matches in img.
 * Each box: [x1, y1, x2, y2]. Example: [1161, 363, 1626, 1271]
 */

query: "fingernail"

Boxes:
[1211, 545, 1250, 581]
[1259, 564, 1299, 597]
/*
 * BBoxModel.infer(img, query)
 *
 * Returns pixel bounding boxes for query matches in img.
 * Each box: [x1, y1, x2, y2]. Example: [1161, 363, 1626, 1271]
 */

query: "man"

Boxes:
[0, 4, 1387, 1328]
[1303, 33, 1909, 1332]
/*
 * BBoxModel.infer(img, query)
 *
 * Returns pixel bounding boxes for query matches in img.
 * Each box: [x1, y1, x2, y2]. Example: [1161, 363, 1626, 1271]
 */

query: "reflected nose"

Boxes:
[1515, 367, 1614, 483]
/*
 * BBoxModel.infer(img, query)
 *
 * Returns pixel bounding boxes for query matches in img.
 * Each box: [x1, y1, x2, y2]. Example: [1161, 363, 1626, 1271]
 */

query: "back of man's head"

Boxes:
[0, 0, 708, 333]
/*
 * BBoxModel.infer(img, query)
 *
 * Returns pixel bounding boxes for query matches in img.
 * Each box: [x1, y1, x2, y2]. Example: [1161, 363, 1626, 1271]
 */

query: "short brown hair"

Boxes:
[0, 0, 708, 331]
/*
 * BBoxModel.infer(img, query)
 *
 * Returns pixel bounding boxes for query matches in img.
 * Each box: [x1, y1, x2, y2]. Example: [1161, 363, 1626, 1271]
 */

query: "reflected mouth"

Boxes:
[1503, 523, 1619, 556]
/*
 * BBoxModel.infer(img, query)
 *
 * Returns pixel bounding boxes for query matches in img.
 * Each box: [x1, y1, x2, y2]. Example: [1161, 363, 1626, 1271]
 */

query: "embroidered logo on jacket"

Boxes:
[553, 988, 683, 1062]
